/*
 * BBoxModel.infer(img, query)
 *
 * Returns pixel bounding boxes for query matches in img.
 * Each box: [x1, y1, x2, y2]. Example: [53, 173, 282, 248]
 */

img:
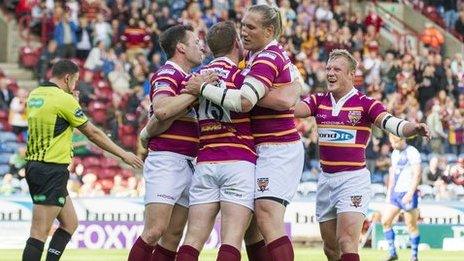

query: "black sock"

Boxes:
[22, 237, 44, 261]
[46, 228, 72, 261]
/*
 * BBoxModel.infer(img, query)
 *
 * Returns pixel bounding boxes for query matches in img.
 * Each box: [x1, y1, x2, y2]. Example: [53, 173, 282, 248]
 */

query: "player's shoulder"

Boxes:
[406, 145, 421, 158]
[256, 44, 287, 63]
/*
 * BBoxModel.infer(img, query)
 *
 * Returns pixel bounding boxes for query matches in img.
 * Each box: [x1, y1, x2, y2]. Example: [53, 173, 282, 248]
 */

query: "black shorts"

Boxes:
[25, 161, 69, 207]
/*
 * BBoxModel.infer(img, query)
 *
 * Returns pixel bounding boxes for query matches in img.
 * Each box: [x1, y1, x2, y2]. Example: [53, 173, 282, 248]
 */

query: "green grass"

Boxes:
[2, 248, 463, 261]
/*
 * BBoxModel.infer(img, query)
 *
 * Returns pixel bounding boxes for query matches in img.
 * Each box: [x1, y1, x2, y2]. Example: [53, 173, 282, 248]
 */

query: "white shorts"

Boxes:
[254, 141, 305, 205]
[316, 168, 371, 222]
[189, 161, 255, 210]
[144, 151, 194, 207]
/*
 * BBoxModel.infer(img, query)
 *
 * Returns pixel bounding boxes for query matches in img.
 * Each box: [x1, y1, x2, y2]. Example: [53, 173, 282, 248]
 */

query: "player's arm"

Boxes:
[60, 94, 143, 168]
[152, 93, 197, 121]
[257, 64, 304, 111]
[187, 75, 267, 113]
[139, 109, 187, 148]
[257, 80, 302, 111]
[373, 111, 431, 140]
[78, 122, 143, 168]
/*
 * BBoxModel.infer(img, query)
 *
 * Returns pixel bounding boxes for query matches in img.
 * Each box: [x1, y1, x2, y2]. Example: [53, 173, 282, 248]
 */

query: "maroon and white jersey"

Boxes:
[196, 57, 257, 164]
[147, 61, 199, 157]
[302, 88, 387, 173]
[243, 40, 300, 145]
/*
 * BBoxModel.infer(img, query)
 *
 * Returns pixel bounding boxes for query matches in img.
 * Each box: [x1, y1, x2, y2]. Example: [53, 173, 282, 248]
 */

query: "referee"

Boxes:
[22, 60, 143, 261]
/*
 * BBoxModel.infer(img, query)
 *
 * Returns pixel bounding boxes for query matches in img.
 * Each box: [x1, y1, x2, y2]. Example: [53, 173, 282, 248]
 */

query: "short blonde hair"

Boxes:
[328, 49, 358, 71]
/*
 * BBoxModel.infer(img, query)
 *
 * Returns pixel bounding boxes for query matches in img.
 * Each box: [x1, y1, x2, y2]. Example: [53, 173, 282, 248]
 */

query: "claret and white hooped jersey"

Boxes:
[302, 88, 387, 173]
[194, 56, 257, 164]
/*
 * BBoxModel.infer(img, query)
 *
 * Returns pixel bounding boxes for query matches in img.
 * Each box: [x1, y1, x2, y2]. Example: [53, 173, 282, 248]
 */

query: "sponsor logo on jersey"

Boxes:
[158, 69, 176, 75]
[350, 195, 362, 208]
[257, 177, 269, 192]
[28, 98, 44, 108]
[347, 110, 362, 125]
[257, 51, 277, 60]
[318, 129, 356, 143]
[203, 67, 230, 79]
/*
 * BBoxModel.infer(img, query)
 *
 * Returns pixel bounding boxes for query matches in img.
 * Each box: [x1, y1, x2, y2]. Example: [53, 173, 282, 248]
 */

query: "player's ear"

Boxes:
[177, 42, 186, 54]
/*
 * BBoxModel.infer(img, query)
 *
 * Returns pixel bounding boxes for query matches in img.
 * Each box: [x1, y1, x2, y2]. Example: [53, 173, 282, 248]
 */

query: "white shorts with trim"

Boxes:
[143, 151, 194, 207]
[254, 141, 305, 204]
[316, 168, 371, 222]
[189, 161, 255, 210]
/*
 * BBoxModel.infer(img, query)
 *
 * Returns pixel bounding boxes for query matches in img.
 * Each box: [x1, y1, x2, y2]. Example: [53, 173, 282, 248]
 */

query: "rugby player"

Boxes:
[22, 60, 143, 261]
[183, 5, 304, 260]
[293, 49, 430, 261]
[175, 20, 257, 261]
[382, 134, 422, 261]
[128, 25, 214, 261]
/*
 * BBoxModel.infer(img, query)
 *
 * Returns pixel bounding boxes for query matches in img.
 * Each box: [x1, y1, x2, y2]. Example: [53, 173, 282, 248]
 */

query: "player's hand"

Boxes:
[401, 192, 413, 205]
[414, 123, 431, 141]
[121, 151, 144, 169]
[184, 71, 218, 96]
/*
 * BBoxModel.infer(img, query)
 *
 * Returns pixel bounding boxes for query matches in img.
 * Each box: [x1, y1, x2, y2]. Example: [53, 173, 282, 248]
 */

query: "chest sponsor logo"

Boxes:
[347, 110, 362, 126]
[318, 129, 356, 143]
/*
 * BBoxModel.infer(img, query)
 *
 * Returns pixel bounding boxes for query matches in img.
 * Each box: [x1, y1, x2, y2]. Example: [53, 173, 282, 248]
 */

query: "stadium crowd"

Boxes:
[0, 0, 463, 201]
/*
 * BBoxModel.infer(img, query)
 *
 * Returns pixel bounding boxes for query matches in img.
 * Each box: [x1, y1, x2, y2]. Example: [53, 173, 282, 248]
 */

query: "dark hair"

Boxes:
[206, 21, 237, 57]
[51, 59, 79, 78]
[248, 4, 283, 38]
[159, 24, 194, 59]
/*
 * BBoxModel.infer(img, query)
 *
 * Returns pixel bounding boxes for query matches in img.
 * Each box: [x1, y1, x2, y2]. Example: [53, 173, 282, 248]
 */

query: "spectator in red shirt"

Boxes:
[364, 9, 383, 33]
[121, 18, 150, 60]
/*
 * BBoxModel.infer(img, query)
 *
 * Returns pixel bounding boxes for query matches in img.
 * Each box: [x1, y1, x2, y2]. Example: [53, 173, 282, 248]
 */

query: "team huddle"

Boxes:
[21, 3, 431, 261]
[129, 4, 430, 261]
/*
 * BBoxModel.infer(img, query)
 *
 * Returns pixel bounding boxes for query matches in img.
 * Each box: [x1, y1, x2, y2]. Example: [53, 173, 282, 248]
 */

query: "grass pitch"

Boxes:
[1, 248, 463, 260]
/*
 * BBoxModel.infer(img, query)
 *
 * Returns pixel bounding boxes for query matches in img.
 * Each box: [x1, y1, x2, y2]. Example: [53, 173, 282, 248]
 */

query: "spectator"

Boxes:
[8, 89, 28, 136]
[372, 144, 391, 184]
[93, 13, 112, 48]
[450, 157, 464, 185]
[364, 7, 383, 33]
[455, 10, 464, 36]
[108, 62, 131, 96]
[76, 16, 93, 59]
[0, 78, 14, 110]
[53, 12, 78, 58]
[76, 70, 96, 107]
[110, 175, 125, 196]
[36, 40, 58, 83]
[427, 104, 448, 154]
[442, 0, 458, 29]
[422, 156, 446, 185]
[84, 40, 106, 71]
[420, 23, 445, 52]
[0, 173, 17, 196]
[121, 18, 151, 60]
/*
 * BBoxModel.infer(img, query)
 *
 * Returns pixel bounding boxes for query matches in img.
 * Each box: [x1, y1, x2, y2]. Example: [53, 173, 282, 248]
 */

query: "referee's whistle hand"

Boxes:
[121, 152, 144, 169]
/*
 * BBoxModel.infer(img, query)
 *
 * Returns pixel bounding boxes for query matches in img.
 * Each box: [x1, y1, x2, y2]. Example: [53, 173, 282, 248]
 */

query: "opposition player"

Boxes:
[128, 25, 209, 261]
[23, 60, 143, 261]
[176, 21, 256, 261]
[183, 5, 304, 260]
[382, 134, 421, 261]
[293, 49, 430, 261]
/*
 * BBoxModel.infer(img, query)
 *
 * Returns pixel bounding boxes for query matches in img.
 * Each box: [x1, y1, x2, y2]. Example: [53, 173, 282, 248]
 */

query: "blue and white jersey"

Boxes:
[390, 145, 421, 193]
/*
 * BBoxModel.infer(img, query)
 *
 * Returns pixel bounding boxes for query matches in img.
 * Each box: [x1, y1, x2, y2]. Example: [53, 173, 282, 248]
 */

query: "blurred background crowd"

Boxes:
[0, 0, 463, 202]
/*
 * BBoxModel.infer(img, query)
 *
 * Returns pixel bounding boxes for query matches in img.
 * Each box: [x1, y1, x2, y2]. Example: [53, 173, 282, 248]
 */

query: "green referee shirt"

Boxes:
[25, 82, 88, 164]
